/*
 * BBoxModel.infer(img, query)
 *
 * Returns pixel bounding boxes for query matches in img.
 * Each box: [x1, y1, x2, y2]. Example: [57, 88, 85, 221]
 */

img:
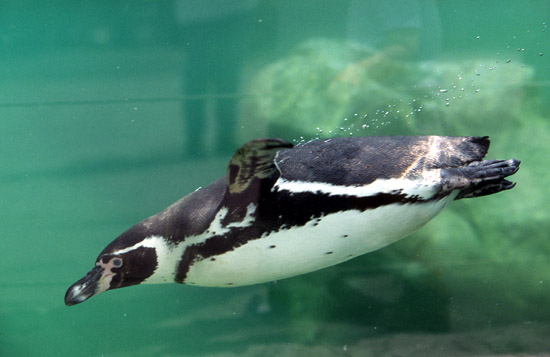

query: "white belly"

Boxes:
[184, 196, 455, 287]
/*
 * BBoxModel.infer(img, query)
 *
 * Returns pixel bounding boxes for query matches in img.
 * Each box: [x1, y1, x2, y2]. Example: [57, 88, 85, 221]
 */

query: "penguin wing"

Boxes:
[226, 138, 293, 194]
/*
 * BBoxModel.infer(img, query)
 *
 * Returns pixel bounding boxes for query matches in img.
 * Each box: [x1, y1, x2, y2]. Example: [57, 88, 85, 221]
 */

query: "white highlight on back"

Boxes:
[273, 172, 441, 200]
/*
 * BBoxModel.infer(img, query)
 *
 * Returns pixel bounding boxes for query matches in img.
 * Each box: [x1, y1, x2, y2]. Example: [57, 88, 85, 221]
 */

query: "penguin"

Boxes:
[65, 136, 520, 306]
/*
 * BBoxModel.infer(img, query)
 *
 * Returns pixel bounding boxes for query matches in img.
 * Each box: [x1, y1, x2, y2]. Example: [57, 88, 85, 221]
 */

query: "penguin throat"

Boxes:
[96, 260, 117, 293]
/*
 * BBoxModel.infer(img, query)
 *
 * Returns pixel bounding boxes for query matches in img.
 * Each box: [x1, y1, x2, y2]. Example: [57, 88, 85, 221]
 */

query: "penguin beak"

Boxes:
[65, 266, 104, 306]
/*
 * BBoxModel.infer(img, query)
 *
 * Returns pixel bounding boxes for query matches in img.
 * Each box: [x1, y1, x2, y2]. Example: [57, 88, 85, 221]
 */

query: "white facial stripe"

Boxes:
[142, 236, 187, 284]
[106, 236, 184, 284]
[107, 236, 184, 284]
[109, 202, 257, 285]
[273, 174, 441, 200]
[111, 237, 157, 255]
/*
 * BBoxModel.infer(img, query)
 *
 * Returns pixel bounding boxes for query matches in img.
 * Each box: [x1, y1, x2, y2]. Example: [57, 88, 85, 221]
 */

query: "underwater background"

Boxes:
[1, 1, 549, 356]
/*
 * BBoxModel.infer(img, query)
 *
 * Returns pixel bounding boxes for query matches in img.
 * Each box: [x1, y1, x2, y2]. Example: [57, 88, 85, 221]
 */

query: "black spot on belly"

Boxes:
[210, 257, 216, 261]
[269, 245, 276, 249]
[226, 282, 234, 286]
[326, 251, 333, 255]
[342, 234, 349, 238]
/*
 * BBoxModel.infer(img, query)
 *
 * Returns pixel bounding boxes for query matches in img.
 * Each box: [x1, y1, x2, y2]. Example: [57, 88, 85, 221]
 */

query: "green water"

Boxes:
[2, 1, 550, 356]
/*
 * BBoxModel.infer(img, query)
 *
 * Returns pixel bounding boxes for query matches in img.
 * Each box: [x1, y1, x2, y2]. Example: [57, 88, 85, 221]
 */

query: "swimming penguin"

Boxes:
[65, 136, 519, 306]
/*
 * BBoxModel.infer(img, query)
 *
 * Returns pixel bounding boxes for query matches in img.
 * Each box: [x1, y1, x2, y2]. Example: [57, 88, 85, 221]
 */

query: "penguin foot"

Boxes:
[443, 159, 521, 199]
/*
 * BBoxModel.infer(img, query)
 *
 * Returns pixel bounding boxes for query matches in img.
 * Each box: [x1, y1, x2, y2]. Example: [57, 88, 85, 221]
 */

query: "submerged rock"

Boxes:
[242, 38, 534, 140]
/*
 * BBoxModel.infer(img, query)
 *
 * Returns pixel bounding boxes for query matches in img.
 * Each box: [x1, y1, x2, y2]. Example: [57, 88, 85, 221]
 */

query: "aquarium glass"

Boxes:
[1, 1, 549, 355]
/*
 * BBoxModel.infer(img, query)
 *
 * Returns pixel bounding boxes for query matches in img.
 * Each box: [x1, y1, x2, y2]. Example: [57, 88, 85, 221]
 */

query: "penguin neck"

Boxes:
[123, 236, 185, 285]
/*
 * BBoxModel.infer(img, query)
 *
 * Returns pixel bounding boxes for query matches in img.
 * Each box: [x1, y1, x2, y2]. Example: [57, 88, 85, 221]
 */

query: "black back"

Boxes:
[276, 136, 490, 185]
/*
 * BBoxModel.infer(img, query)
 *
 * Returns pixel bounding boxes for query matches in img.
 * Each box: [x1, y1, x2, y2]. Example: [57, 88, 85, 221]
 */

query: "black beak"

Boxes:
[65, 266, 103, 306]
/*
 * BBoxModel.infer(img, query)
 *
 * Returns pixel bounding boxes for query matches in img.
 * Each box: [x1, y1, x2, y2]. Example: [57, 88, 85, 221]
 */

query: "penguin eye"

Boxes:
[112, 258, 123, 268]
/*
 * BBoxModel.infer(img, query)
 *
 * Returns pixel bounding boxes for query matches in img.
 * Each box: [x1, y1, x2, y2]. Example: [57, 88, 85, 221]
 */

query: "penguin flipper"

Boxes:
[227, 138, 293, 194]
[442, 158, 520, 199]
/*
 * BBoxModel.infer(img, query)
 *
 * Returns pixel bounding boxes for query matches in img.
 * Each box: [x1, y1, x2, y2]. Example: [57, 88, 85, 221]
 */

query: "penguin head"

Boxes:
[65, 241, 158, 306]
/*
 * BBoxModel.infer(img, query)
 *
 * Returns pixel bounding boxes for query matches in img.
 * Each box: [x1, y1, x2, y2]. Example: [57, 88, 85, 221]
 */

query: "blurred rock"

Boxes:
[241, 38, 534, 140]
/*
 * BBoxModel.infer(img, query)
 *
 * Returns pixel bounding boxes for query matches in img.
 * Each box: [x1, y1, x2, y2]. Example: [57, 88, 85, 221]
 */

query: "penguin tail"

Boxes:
[442, 158, 520, 200]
